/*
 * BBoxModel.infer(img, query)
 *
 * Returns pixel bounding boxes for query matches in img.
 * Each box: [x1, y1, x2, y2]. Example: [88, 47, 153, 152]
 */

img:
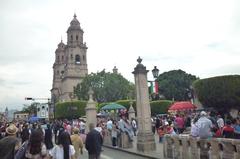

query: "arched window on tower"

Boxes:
[71, 54, 73, 60]
[75, 55, 80, 64]
[71, 35, 73, 41]
[76, 35, 78, 41]
[62, 56, 64, 62]
[57, 70, 59, 75]
[57, 56, 60, 62]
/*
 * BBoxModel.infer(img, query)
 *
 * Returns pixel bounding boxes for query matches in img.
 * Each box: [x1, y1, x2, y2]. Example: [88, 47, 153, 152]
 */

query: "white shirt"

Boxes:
[217, 118, 224, 128]
[49, 145, 75, 159]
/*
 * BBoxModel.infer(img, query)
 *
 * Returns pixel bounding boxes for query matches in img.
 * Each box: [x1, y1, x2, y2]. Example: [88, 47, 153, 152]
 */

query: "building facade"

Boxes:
[14, 112, 29, 121]
[51, 14, 88, 103]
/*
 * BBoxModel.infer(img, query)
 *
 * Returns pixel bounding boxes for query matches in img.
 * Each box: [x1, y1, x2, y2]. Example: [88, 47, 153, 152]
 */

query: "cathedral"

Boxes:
[51, 14, 88, 102]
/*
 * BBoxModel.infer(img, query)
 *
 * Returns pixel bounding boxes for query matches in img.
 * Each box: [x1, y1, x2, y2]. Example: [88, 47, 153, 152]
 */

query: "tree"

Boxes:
[193, 75, 240, 112]
[22, 102, 38, 115]
[74, 70, 135, 103]
[157, 69, 198, 101]
[55, 100, 87, 119]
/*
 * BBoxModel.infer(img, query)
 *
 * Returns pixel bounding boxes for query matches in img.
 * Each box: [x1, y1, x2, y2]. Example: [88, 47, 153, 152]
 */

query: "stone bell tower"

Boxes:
[51, 14, 88, 103]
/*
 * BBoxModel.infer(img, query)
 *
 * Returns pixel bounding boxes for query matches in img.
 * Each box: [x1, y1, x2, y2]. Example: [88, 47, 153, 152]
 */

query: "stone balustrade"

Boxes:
[103, 130, 133, 149]
[163, 134, 240, 159]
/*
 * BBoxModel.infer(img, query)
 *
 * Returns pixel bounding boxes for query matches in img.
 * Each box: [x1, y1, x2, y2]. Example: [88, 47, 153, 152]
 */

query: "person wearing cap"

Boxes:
[0, 124, 21, 159]
[70, 127, 83, 159]
[196, 111, 213, 139]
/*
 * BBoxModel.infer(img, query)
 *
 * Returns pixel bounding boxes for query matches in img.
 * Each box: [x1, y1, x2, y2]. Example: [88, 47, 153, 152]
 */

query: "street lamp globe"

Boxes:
[152, 66, 159, 79]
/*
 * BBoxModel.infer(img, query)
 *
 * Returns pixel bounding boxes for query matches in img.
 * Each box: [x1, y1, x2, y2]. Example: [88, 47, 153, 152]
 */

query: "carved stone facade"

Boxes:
[51, 14, 88, 103]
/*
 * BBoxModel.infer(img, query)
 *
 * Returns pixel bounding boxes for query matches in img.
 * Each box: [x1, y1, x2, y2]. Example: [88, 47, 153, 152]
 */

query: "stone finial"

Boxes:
[128, 104, 135, 113]
[88, 87, 94, 101]
[74, 13, 77, 18]
[137, 56, 142, 64]
[113, 66, 118, 74]
[132, 56, 148, 74]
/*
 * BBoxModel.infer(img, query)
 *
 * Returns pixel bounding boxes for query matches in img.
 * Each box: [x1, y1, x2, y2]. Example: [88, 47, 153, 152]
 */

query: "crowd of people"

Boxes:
[1, 109, 240, 158]
[152, 110, 240, 142]
[0, 118, 102, 159]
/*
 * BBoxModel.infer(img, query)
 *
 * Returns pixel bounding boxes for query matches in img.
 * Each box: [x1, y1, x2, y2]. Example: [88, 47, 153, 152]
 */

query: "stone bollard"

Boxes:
[103, 130, 112, 146]
[164, 135, 174, 159]
[189, 137, 200, 159]
[232, 139, 240, 159]
[180, 135, 190, 159]
[199, 139, 210, 159]
[210, 138, 221, 159]
[118, 132, 133, 149]
[221, 138, 235, 159]
[172, 135, 182, 159]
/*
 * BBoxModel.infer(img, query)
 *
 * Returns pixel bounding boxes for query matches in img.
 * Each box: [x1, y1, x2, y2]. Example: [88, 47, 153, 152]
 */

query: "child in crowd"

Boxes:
[157, 126, 165, 143]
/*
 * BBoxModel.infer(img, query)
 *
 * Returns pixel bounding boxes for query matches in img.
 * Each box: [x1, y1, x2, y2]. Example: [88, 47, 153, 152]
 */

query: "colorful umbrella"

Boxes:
[100, 103, 126, 110]
[168, 101, 196, 111]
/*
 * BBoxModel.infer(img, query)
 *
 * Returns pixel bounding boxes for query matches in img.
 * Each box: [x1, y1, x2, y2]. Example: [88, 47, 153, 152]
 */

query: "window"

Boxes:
[62, 56, 64, 61]
[71, 54, 73, 60]
[76, 35, 78, 40]
[71, 35, 73, 41]
[57, 71, 59, 75]
[83, 55, 85, 61]
[75, 55, 80, 64]
[57, 56, 60, 62]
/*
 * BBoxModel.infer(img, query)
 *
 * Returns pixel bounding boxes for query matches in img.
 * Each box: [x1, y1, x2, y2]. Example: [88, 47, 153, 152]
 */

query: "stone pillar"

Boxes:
[210, 138, 221, 159]
[132, 57, 156, 152]
[199, 139, 210, 159]
[180, 135, 190, 159]
[128, 101, 136, 120]
[85, 87, 97, 133]
[189, 137, 200, 159]
[221, 139, 235, 159]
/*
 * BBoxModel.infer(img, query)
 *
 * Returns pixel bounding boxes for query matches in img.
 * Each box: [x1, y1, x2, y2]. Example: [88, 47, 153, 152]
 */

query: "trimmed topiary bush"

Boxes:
[98, 99, 172, 116]
[150, 100, 173, 115]
[193, 75, 240, 111]
[55, 100, 87, 119]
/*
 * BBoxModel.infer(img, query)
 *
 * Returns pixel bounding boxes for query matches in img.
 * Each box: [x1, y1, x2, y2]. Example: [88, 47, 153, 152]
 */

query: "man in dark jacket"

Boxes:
[85, 123, 103, 159]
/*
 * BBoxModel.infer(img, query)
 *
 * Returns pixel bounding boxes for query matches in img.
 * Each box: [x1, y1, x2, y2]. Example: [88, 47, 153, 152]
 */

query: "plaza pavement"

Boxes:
[103, 134, 164, 159]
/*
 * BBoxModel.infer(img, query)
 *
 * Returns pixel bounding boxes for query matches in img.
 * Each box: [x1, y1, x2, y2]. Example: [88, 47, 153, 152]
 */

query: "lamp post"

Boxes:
[148, 66, 160, 101]
[69, 93, 76, 118]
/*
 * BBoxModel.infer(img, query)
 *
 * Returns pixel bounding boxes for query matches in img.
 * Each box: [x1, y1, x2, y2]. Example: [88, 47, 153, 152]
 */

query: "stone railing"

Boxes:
[163, 134, 240, 159]
[103, 130, 133, 148]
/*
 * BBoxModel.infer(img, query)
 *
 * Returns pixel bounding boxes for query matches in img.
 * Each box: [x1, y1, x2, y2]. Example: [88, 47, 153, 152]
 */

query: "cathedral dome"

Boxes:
[58, 40, 65, 48]
[67, 14, 82, 32]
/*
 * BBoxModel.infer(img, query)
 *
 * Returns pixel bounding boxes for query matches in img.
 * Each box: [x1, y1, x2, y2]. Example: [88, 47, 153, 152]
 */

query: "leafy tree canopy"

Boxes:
[22, 102, 38, 115]
[193, 75, 240, 111]
[74, 70, 135, 103]
[157, 69, 198, 101]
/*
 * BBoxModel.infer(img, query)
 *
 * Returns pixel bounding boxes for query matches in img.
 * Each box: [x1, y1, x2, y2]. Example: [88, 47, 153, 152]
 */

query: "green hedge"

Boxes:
[98, 99, 172, 115]
[193, 75, 240, 111]
[150, 100, 173, 115]
[55, 100, 87, 119]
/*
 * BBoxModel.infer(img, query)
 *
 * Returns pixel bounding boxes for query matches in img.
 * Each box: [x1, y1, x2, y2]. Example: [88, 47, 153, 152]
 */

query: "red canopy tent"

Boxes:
[168, 101, 197, 111]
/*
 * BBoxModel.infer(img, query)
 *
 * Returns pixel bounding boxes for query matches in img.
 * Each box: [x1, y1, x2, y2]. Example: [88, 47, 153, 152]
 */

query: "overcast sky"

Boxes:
[1, 0, 240, 111]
